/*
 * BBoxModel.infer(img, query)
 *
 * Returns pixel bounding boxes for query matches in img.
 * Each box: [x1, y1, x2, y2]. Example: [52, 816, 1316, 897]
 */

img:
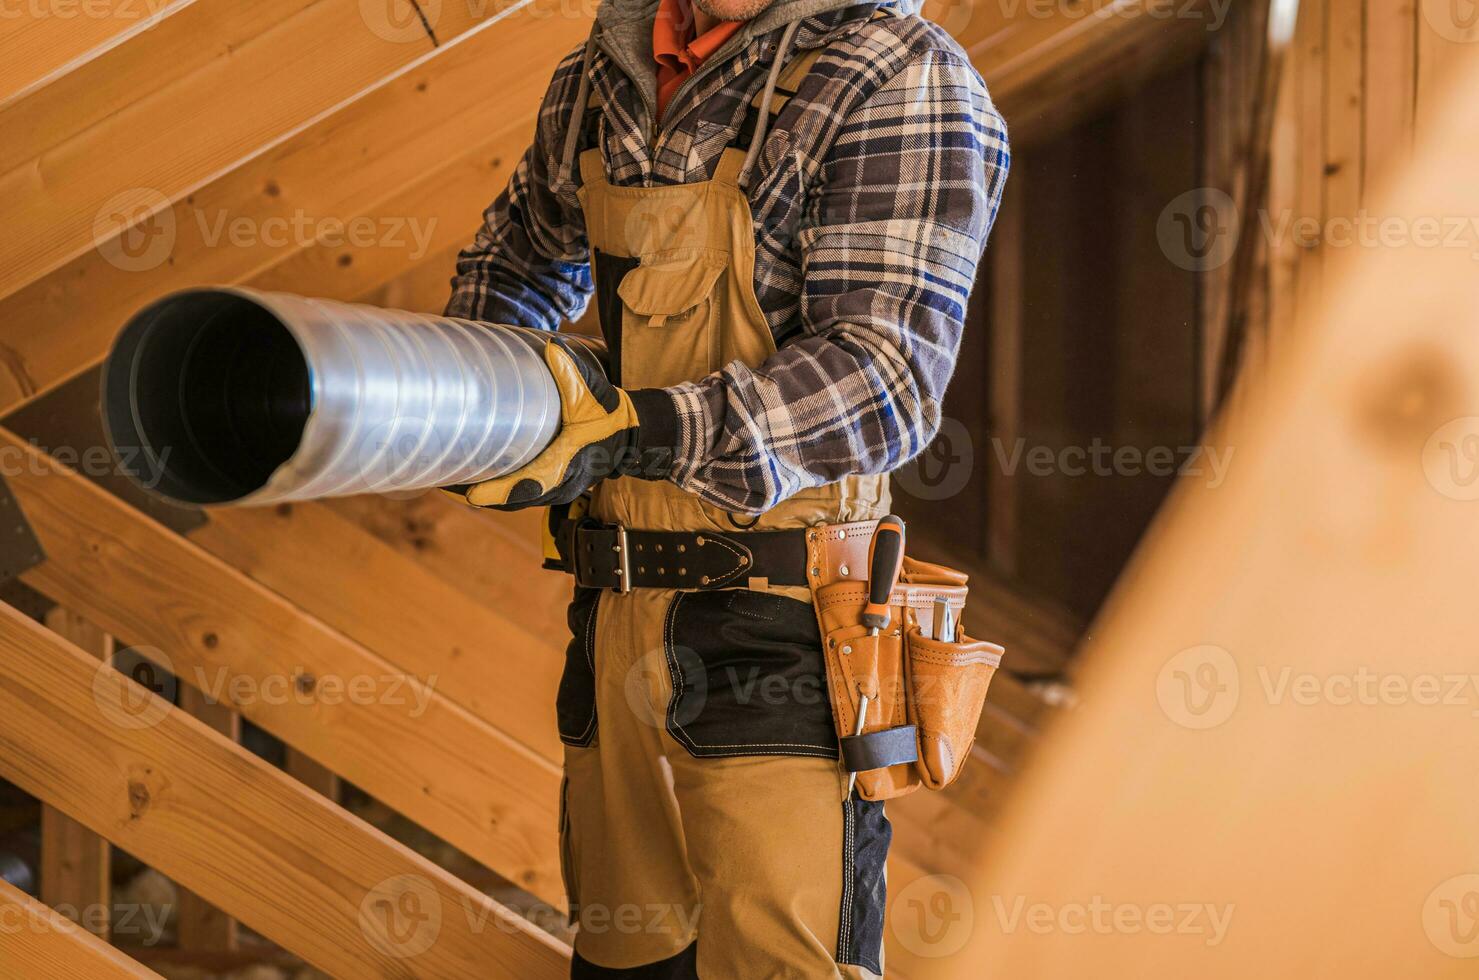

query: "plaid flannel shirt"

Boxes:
[446, 2, 1010, 514]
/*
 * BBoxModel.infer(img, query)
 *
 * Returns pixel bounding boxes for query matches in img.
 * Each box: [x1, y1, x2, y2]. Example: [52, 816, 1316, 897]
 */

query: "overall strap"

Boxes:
[557, 32, 599, 191]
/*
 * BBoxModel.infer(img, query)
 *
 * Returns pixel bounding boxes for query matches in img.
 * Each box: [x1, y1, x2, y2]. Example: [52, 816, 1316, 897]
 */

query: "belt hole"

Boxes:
[678, 544, 687, 553]
[655, 543, 664, 552]
[840, 563, 850, 576]
[658, 567, 666, 574]
[679, 567, 687, 575]
[638, 565, 647, 573]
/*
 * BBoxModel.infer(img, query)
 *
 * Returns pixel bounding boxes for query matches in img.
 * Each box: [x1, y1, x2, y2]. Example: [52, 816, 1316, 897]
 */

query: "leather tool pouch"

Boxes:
[814, 554, 1004, 802]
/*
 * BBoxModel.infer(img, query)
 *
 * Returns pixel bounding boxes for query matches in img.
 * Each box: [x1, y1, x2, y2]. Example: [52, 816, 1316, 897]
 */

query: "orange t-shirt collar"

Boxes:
[653, 0, 746, 121]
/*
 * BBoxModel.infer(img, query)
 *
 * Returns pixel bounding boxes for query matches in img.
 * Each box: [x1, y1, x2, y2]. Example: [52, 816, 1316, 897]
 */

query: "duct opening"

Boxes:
[103, 290, 312, 506]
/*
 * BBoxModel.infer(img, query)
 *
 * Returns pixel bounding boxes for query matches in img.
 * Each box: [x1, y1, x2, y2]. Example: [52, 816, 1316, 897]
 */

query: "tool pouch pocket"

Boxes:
[905, 626, 1003, 790]
[812, 555, 1006, 801]
[815, 580, 919, 801]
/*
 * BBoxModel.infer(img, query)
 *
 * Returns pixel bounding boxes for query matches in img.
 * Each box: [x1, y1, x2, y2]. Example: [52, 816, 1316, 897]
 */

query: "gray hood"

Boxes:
[593, 0, 924, 115]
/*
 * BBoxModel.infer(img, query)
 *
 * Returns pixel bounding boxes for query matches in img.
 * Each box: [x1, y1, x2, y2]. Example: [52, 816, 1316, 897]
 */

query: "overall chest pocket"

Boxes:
[617, 248, 728, 389]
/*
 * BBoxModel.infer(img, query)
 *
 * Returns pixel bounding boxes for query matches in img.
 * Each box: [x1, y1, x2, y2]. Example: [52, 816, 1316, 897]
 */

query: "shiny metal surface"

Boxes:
[102, 287, 606, 507]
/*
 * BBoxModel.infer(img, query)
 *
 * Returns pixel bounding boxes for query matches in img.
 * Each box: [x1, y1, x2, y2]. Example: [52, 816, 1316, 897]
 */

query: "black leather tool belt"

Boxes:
[564, 521, 811, 593]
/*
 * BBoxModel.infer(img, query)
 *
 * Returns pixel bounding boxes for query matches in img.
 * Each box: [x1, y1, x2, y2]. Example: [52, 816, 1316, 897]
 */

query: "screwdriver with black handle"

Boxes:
[848, 514, 906, 796]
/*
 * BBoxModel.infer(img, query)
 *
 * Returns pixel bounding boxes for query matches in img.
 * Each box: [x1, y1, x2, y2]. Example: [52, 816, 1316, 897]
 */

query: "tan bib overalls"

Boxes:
[557, 35, 891, 979]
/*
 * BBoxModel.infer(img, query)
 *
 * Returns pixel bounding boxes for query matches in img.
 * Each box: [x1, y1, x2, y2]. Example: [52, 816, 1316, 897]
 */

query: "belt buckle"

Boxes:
[611, 524, 632, 594]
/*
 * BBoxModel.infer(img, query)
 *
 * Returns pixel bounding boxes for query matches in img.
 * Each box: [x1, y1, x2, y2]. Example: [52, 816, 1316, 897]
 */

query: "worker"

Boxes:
[443, 0, 1008, 973]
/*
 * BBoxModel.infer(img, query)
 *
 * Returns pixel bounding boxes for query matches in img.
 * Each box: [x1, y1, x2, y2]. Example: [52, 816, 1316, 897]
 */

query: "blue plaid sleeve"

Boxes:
[444, 46, 593, 329]
[665, 46, 1011, 514]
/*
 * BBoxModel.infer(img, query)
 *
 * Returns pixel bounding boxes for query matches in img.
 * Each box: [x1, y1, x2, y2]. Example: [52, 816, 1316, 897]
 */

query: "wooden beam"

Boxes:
[945, 0, 1221, 146]
[0, 0, 583, 414]
[39, 607, 114, 942]
[1363, 0, 1418, 197]
[0, 879, 160, 979]
[0, 601, 569, 978]
[0, 0, 192, 107]
[0, 428, 566, 902]
[190, 499, 566, 764]
[0, 0, 546, 300]
[942, 49, 1479, 977]
[175, 688, 241, 953]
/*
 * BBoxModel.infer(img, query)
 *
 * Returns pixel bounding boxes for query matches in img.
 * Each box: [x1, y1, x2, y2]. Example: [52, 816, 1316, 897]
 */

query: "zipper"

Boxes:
[594, 21, 782, 166]
[592, 32, 660, 176]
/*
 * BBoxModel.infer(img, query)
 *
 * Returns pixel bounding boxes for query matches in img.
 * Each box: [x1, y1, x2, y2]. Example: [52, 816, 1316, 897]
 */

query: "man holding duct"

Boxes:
[445, 0, 1008, 973]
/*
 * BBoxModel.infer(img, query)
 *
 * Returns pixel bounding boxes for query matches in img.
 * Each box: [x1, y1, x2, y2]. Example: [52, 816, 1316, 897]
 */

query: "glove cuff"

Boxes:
[628, 387, 681, 481]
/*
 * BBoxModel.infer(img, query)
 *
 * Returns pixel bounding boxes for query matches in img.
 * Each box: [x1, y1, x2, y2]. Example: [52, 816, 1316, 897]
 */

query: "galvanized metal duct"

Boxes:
[101, 287, 606, 507]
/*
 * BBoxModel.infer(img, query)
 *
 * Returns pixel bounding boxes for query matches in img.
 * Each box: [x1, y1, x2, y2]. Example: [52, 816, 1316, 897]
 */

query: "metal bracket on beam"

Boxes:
[0, 474, 44, 587]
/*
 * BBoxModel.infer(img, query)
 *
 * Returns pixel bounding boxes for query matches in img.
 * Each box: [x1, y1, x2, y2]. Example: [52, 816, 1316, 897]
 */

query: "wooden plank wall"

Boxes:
[1211, 0, 1477, 399]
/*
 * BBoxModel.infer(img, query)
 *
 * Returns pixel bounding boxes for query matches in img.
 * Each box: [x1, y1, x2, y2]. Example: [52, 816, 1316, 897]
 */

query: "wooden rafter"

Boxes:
[0, 601, 569, 978]
[0, 879, 160, 979]
[0, 427, 566, 902]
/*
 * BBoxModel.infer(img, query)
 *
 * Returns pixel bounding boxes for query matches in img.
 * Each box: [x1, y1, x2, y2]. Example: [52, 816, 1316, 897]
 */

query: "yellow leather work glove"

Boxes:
[447, 339, 677, 510]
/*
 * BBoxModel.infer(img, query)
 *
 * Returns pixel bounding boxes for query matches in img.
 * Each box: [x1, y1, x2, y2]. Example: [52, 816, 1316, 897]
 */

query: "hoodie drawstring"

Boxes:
[739, 18, 802, 192]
